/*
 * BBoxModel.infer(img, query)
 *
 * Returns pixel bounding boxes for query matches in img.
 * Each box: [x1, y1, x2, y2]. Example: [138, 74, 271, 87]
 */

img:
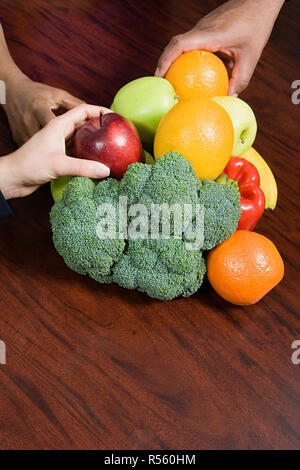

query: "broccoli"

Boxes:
[113, 238, 206, 300]
[51, 177, 125, 283]
[200, 178, 241, 250]
[50, 152, 240, 300]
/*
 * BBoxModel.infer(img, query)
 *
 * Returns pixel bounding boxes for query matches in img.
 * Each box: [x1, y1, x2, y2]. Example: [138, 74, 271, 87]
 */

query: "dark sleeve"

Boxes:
[0, 190, 12, 219]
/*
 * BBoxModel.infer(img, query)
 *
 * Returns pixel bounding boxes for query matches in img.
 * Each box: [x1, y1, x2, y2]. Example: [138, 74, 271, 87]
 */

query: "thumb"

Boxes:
[155, 30, 212, 78]
[228, 56, 256, 96]
[56, 156, 110, 179]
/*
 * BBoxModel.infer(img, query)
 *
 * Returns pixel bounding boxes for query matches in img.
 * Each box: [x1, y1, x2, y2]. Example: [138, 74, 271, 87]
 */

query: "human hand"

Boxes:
[155, 0, 285, 96]
[0, 104, 111, 200]
[3, 74, 84, 146]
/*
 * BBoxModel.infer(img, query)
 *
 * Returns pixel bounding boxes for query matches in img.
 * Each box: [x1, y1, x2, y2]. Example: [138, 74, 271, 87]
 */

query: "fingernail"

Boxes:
[233, 93, 238, 98]
[154, 67, 160, 76]
[97, 165, 110, 178]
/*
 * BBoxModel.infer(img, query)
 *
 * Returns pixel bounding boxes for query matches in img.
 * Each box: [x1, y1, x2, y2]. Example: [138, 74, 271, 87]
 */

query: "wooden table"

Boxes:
[0, 0, 299, 450]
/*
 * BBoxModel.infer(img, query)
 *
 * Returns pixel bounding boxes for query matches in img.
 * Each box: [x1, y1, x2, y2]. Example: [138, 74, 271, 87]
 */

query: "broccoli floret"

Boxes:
[50, 177, 125, 280]
[120, 151, 201, 207]
[50, 152, 240, 300]
[200, 178, 241, 250]
[113, 238, 206, 300]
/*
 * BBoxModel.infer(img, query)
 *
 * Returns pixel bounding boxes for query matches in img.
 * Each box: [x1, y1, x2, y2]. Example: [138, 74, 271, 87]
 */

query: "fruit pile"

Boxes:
[51, 50, 283, 306]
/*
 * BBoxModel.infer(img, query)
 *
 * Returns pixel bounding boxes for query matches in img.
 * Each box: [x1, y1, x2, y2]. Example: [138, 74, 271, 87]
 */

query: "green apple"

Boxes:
[211, 96, 257, 157]
[111, 77, 178, 146]
[50, 176, 73, 202]
[50, 152, 155, 203]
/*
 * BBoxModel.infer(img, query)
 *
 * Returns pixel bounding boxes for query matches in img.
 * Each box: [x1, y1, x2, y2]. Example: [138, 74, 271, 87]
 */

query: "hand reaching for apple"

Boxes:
[0, 24, 84, 146]
[0, 104, 111, 200]
[74, 112, 144, 179]
[155, 0, 285, 96]
[3, 75, 85, 147]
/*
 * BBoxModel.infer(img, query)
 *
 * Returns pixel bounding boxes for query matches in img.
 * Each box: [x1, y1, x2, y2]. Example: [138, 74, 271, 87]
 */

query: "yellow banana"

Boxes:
[241, 147, 278, 210]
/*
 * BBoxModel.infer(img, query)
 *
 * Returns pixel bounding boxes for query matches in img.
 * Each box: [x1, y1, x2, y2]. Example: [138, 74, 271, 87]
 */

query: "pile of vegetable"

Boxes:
[50, 58, 283, 305]
[50, 152, 241, 300]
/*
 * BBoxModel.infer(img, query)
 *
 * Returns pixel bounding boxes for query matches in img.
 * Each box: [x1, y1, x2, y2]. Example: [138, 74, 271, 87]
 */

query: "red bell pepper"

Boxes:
[220, 157, 265, 231]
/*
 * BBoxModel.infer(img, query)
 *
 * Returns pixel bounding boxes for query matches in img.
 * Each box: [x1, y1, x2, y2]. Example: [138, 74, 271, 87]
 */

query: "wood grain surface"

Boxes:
[0, 0, 299, 450]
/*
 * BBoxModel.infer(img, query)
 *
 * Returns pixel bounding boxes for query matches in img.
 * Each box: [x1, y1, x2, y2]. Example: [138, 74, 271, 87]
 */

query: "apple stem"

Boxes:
[99, 110, 104, 127]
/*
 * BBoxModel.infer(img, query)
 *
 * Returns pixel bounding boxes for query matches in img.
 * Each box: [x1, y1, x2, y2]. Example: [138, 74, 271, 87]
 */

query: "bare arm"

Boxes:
[0, 23, 25, 83]
[0, 24, 84, 146]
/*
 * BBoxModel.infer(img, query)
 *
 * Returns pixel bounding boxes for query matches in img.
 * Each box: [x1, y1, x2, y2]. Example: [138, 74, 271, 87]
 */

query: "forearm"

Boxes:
[248, 0, 285, 11]
[198, 0, 285, 27]
[223, 0, 285, 22]
[0, 154, 18, 200]
[216, 0, 285, 12]
[0, 23, 30, 116]
[240, 0, 285, 18]
[0, 24, 27, 83]
[0, 151, 15, 217]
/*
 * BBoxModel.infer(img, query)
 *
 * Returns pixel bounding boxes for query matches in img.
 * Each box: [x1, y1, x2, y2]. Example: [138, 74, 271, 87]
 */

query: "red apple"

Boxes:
[74, 112, 144, 179]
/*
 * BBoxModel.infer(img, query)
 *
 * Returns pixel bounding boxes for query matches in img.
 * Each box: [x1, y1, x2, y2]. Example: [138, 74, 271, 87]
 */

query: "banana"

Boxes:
[241, 147, 278, 210]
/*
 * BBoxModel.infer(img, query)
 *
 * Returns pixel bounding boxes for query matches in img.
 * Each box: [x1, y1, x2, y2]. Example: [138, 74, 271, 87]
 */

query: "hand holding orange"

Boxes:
[165, 50, 229, 101]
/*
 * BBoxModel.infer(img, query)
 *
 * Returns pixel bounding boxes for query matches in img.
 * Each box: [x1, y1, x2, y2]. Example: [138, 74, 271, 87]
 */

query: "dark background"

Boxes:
[0, 0, 299, 450]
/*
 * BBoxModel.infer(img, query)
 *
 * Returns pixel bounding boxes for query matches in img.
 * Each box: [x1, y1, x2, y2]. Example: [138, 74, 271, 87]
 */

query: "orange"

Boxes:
[207, 231, 284, 306]
[154, 98, 234, 180]
[165, 50, 228, 101]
